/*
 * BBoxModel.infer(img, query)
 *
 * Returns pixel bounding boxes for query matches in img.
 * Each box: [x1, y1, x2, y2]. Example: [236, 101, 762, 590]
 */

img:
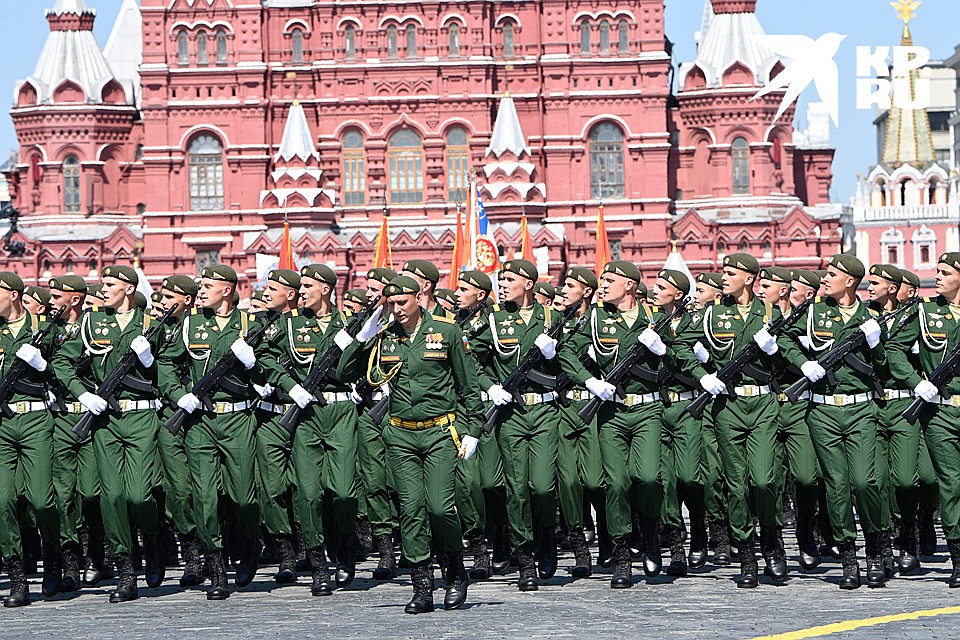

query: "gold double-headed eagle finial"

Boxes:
[890, 0, 920, 25]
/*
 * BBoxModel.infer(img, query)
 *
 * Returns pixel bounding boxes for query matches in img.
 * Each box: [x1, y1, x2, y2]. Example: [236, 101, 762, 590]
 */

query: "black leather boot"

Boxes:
[948, 540, 960, 588]
[443, 551, 469, 610]
[796, 516, 821, 570]
[61, 543, 81, 592]
[735, 536, 758, 588]
[309, 548, 332, 596]
[881, 530, 896, 579]
[517, 546, 538, 591]
[709, 519, 732, 566]
[235, 536, 261, 588]
[490, 522, 511, 575]
[335, 534, 356, 588]
[468, 535, 490, 580]
[610, 538, 633, 589]
[142, 534, 165, 588]
[41, 540, 62, 597]
[666, 527, 687, 577]
[537, 525, 558, 579]
[688, 517, 708, 569]
[641, 518, 662, 577]
[919, 507, 938, 556]
[3, 557, 30, 607]
[838, 541, 860, 590]
[568, 530, 592, 578]
[83, 533, 109, 586]
[760, 526, 787, 582]
[205, 552, 229, 600]
[178, 532, 202, 587]
[404, 562, 434, 614]
[865, 532, 886, 588]
[109, 553, 139, 603]
[373, 534, 397, 580]
[274, 535, 297, 584]
[898, 519, 920, 574]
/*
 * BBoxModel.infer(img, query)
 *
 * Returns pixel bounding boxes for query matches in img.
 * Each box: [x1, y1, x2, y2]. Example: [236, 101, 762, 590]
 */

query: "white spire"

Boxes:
[276, 101, 319, 163]
[486, 93, 530, 158]
[48, 0, 94, 16]
[695, 0, 715, 50]
[103, 0, 142, 107]
[663, 245, 694, 286]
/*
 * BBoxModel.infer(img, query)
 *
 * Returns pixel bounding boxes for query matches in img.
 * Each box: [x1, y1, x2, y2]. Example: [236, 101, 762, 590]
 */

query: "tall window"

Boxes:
[618, 19, 628, 52]
[446, 127, 470, 202]
[63, 155, 81, 213]
[881, 228, 905, 267]
[406, 25, 417, 58]
[292, 28, 304, 63]
[503, 23, 515, 57]
[178, 31, 189, 65]
[589, 124, 625, 199]
[732, 137, 750, 195]
[388, 129, 423, 204]
[580, 20, 591, 54]
[342, 130, 366, 205]
[913, 226, 936, 268]
[197, 31, 208, 65]
[216, 30, 227, 64]
[599, 20, 610, 54]
[387, 26, 398, 59]
[345, 26, 356, 60]
[449, 24, 460, 57]
[188, 135, 224, 211]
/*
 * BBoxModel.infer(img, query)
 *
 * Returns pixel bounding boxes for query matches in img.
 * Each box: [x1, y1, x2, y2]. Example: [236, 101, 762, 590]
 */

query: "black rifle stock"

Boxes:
[0, 306, 66, 418]
[903, 332, 960, 425]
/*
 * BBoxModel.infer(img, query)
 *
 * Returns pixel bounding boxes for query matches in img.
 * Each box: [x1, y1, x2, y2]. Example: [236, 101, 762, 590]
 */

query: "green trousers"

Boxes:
[383, 422, 462, 564]
[255, 411, 296, 537]
[711, 394, 780, 545]
[877, 398, 921, 529]
[556, 400, 603, 533]
[920, 404, 960, 541]
[598, 401, 663, 539]
[807, 401, 885, 543]
[184, 410, 260, 552]
[52, 413, 100, 547]
[292, 400, 359, 551]
[92, 409, 160, 555]
[478, 425, 508, 527]
[356, 410, 397, 537]
[157, 416, 195, 536]
[700, 411, 727, 522]
[918, 429, 939, 512]
[454, 439, 485, 539]
[0, 411, 59, 559]
[660, 400, 705, 530]
[775, 399, 819, 526]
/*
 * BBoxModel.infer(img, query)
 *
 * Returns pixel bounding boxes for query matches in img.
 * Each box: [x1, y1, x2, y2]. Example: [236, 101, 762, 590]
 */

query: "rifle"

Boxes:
[684, 297, 814, 420]
[903, 322, 960, 426]
[163, 310, 280, 436]
[277, 297, 381, 433]
[0, 305, 66, 418]
[783, 297, 920, 403]
[72, 304, 179, 439]
[482, 306, 578, 435]
[577, 299, 689, 424]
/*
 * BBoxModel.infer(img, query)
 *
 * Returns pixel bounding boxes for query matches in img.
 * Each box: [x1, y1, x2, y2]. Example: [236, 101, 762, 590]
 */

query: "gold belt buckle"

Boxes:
[668, 391, 679, 403]
[883, 391, 892, 401]
[743, 386, 755, 397]
[72, 402, 82, 414]
[15, 401, 27, 413]
[215, 402, 227, 414]
[834, 394, 846, 406]
[777, 393, 787, 402]
[951, 396, 960, 407]
[118, 400, 129, 412]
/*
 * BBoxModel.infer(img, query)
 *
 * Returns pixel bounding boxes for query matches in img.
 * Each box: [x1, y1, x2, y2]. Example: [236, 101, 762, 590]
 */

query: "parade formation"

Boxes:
[0, 249, 958, 614]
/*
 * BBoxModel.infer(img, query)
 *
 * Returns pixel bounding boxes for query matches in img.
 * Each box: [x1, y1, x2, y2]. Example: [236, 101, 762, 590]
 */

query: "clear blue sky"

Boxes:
[5, 0, 959, 204]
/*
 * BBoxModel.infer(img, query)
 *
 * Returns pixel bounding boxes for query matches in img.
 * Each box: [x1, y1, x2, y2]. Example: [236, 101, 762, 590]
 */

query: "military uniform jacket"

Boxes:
[47, 316, 93, 404]
[659, 308, 703, 393]
[156, 307, 267, 405]
[338, 310, 484, 438]
[260, 307, 351, 396]
[887, 295, 960, 395]
[0, 311, 59, 404]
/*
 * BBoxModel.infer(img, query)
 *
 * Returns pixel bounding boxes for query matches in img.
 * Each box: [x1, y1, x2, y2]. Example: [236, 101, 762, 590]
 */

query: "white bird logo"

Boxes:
[750, 33, 847, 127]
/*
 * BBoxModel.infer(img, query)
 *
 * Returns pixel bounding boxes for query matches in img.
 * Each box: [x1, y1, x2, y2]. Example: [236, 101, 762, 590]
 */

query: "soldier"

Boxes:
[435, 288, 458, 312]
[339, 275, 482, 614]
[51, 266, 166, 603]
[401, 259, 449, 318]
[248, 290, 268, 313]
[899, 269, 920, 303]
[84, 285, 104, 311]
[134, 292, 149, 311]
[149, 291, 164, 319]
[22, 285, 50, 317]
[694, 273, 724, 310]
[0, 272, 62, 607]
[343, 289, 367, 314]
[156, 265, 267, 600]
[533, 282, 556, 308]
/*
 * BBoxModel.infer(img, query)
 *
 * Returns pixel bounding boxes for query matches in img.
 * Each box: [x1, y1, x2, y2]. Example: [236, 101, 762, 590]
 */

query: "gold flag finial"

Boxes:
[891, 0, 920, 25]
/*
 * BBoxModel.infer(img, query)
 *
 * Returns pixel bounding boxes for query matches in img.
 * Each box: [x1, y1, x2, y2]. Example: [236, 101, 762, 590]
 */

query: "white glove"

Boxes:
[289, 384, 316, 409]
[587, 345, 597, 362]
[585, 377, 617, 401]
[177, 393, 201, 414]
[334, 329, 353, 351]
[487, 384, 513, 407]
[699, 373, 726, 397]
[253, 383, 274, 399]
[693, 341, 710, 364]
[534, 334, 558, 360]
[16, 344, 47, 372]
[78, 392, 108, 415]
[130, 334, 154, 366]
[350, 388, 364, 405]
[231, 338, 256, 369]
[753, 328, 778, 356]
[911, 341, 920, 355]
[914, 380, 939, 403]
[638, 328, 667, 357]
[356, 306, 385, 342]
[459, 435, 480, 460]
[800, 361, 827, 383]
[860, 318, 882, 349]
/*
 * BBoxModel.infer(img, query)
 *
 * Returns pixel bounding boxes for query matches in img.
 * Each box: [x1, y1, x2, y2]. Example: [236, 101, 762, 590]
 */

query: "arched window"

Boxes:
[877, 178, 888, 206]
[177, 31, 189, 65]
[589, 123, 625, 199]
[406, 24, 417, 58]
[188, 135, 224, 211]
[449, 24, 460, 57]
[216, 30, 228, 64]
[599, 20, 610, 54]
[900, 178, 911, 206]
[197, 30, 208, 65]
[929, 177, 940, 205]
[388, 129, 423, 204]
[446, 127, 470, 202]
[292, 28, 304, 63]
[345, 26, 356, 60]
[580, 20, 591, 54]
[63, 155, 81, 213]
[618, 19, 629, 53]
[342, 130, 366, 205]
[732, 137, 750, 195]
[881, 227, 905, 267]
[503, 23, 515, 57]
[387, 25, 398, 59]
[913, 225, 936, 268]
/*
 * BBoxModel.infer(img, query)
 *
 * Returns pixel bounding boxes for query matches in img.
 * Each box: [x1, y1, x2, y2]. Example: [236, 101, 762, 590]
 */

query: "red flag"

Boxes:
[520, 213, 534, 264]
[279, 220, 295, 270]
[595, 201, 611, 277]
[374, 216, 393, 269]
[449, 207, 467, 289]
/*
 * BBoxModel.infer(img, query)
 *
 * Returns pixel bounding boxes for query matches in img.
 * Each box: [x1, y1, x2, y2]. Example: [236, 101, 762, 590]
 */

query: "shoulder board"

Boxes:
[712, 299, 722, 306]
[923, 297, 933, 303]
[290, 309, 300, 318]
[868, 308, 880, 317]
[38, 315, 47, 322]
[646, 304, 661, 314]
[815, 296, 823, 303]
[342, 309, 354, 319]
[433, 314, 455, 325]
[191, 308, 200, 315]
[493, 304, 501, 312]
[91, 306, 102, 312]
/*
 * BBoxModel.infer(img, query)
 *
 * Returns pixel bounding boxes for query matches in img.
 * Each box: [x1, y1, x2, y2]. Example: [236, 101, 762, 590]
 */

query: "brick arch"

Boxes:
[17, 81, 38, 107]
[53, 79, 84, 103]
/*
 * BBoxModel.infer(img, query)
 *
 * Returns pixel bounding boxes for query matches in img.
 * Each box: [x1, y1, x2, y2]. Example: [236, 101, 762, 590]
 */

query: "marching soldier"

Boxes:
[401, 260, 450, 318]
[343, 289, 367, 314]
[533, 282, 556, 308]
[248, 289, 268, 313]
[22, 285, 50, 317]
[435, 288, 458, 312]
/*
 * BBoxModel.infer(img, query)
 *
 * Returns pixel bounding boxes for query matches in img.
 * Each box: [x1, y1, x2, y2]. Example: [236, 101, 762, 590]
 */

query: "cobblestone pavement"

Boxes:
[2, 539, 959, 639]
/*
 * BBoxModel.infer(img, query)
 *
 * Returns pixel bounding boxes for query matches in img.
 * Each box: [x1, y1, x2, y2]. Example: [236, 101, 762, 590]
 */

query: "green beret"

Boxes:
[696, 272, 723, 291]
[791, 269, 821, 291]
[382, 275, 421, 297]
[722, 253, 760, 275]
[150, 290, 163, 304]
[900, 269, 921, 288]
[366, 267, 397, 285]
[86, 284, 104, 299]
[268, 268, 301, 290]
[502, 259, 538, 282]
[49, 275, 87, 293]
[658, 269, 690, 294]
[636, 280, 649, 297]
[344, 289, 367, 306]
[250, 290, 266, 302]
[602, 260, 641, 283]
[0, 272, 24, 294]
[758, 266, 791, 284]
[200, 264, 238, 284]
[101, 265, 138, 286]
[24, 286, 51, 307]
[869, 263, 902, 285]
[435, 288, 458, 306]
[565, 266, 598, 290]
[300, 264, 337, 286]
[162, 275, 198, 298]
[232, 290, 240, 305]
[401, 259, 440, 285]
[134, 292, 148, 310]
[459, 269, 492, 292]
[533, 282, 556, 299]
[815, 270, 828, 281]
[939, 252, 960, 273]
[828, 254, 865, 280]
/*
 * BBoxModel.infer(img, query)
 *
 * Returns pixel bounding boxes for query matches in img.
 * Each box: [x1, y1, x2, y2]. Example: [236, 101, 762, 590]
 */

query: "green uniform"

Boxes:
[356, 407, 397, 537]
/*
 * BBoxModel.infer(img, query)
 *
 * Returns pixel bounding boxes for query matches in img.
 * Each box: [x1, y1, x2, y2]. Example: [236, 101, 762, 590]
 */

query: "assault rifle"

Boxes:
[0, 305, 66, 417]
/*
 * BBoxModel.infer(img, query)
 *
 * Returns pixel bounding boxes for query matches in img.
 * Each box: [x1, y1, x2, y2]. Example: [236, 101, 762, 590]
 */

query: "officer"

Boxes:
[0, 272, 62, 607]
[339, 275, 483, 614]
[533, 282, 556, 308]
[22, 285, 50, 317]
[401, 260, 449, 318]
[343, 289, 367, 314]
